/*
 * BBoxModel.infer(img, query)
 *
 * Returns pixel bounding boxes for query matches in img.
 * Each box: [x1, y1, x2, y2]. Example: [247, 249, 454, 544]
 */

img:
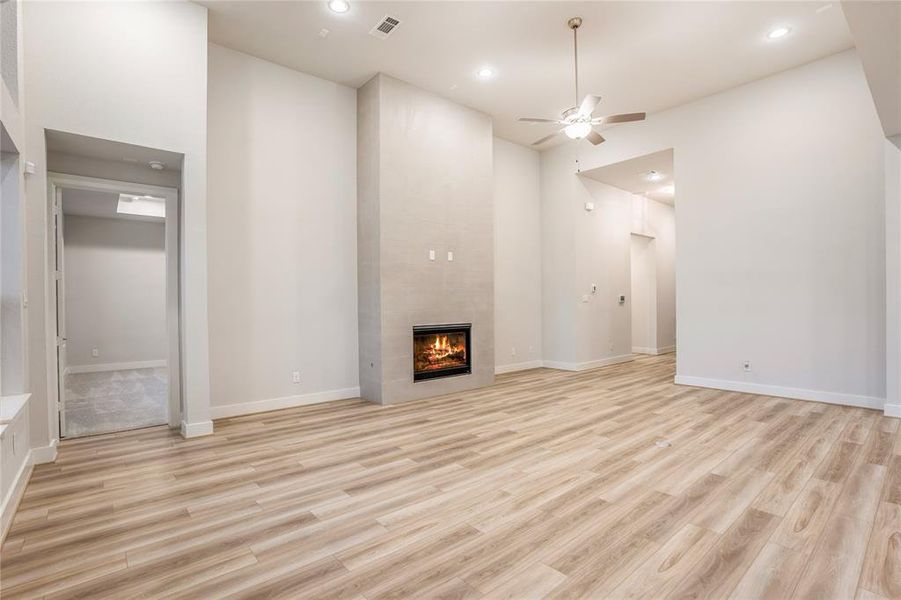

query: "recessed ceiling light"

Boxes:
[644, 170, 664, 182]
[767, 26, 792, 40]
[477, 67, 495, 80]
[328, 0, 349, 13]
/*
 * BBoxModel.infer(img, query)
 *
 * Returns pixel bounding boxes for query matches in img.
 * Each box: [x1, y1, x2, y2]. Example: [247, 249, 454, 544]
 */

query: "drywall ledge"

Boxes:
[675, 375, 884, 410]
[210, 386, 361, 419]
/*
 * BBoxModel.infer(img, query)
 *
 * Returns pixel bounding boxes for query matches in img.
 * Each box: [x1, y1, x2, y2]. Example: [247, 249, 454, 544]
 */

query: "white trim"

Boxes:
[31, 438, 59, 464]
[495, 360, 543, 375]
[674, 375, 885, 410]
[632, 345, 676, 356]
[180, 420, 214, 438]
[48, 172, 182, 436]
[885, 403, 901, 418]
[1, 451, 32, 543]
[66, 360, 166, 375]
[211, 387, 361, 420]
[542, 354, 634, 372]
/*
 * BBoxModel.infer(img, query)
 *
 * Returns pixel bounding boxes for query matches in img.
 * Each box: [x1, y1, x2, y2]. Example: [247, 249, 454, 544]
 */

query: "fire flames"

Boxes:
[414, 332, 467, 372]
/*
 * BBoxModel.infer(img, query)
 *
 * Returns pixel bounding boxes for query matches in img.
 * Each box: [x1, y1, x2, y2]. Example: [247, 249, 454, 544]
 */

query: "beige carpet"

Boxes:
[64, 367, 167, 437]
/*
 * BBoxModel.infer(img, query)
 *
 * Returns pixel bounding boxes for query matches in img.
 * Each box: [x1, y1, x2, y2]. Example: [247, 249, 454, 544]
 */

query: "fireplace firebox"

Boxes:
[413, 324, 472, 381]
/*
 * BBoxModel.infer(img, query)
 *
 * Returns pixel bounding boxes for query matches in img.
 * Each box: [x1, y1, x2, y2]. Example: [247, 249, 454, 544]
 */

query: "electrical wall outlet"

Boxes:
[609, 342, 615, 351]
[92, 348, 99, 357]
[292, 370, 301, 383]
[581, 294, 589, 303]
[743, 361, 751, 372]
[511, 347, 516, 357]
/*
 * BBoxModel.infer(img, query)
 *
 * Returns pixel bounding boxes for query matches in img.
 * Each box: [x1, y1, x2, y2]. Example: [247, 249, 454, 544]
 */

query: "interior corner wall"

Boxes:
[493, 138, 542, 373]
[23, 0, 210, 445]
[540, 50, 886, 407]
[206, 44, 359, 417]
[63, 215, 166, 368]
[887, 135, 901, 416]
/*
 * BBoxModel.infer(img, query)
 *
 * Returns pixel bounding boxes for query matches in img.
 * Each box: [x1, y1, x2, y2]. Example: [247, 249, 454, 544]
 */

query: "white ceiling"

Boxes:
[46, 130, 183, 172]
[62, 188, 165, 223]
[581, 148, 674, 205]
[201, 1, 854, 147]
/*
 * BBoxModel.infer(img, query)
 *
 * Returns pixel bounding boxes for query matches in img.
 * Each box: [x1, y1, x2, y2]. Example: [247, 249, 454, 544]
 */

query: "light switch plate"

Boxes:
[428, 249, 436, 261]
[447, 251, 454, 261]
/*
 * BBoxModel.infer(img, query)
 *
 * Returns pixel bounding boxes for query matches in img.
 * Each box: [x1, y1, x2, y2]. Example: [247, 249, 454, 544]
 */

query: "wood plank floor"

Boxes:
[2, 354, 900, 599]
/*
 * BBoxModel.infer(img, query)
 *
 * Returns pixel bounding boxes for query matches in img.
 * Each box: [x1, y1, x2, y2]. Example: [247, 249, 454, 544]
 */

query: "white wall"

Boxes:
[541, 50, 886, 408]
[647, 199, 676, 352]
[630, 235, 656, 353]
[493, 138, 542, 373]
[207, 44, 359, 416]
[63, 215, 166, 368]
[887, 136, 901, 417]
[23, 0, 210, 442]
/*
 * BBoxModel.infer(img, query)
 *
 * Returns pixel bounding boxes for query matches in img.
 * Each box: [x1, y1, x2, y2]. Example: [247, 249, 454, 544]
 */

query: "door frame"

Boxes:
[47, 172, 181, 433]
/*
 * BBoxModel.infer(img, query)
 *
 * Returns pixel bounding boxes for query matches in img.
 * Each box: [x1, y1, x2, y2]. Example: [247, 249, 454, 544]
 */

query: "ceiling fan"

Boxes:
[518, 17, 646, 147]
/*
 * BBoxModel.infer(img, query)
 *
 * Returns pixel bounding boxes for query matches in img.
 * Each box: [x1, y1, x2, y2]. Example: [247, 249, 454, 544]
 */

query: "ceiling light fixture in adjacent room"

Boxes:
[148, 161, 165, 170]
[477, 67, 495, 80]
[117, 194, 166, 219]
[767, 25, 792, 40]
[328, 0, 350, 13]
[644, 170, 664, 182]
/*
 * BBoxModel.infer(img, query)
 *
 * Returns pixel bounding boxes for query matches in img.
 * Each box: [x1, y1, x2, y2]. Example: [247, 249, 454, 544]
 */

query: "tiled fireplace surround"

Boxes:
[357, 74, 495, 404]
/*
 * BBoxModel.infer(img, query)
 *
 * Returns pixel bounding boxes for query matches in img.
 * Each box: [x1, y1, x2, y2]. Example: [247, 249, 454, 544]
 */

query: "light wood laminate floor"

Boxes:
[2, 355, 900, 599]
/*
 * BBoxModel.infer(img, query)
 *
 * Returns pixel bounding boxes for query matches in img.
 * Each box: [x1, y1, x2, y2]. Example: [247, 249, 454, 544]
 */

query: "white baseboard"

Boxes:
[31, 438, 58, 464]
[211, 386, 361, 420]
[542, 354, 634, 372]
[674, 375, 885, 411]
[1, 449, 32, 543]
[632, 346, 676, 355]
[885, 403, 901, 418]
[66, 360, 166, 375]
[495, 360, 543, 375]
[181, 420, 214, 438]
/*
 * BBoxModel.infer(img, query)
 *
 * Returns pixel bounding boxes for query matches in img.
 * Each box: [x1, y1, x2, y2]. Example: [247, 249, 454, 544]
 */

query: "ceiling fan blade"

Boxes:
[586, 130, 605, 145]
[594, 112, 646, 125]
[531, 131, 560, 146]
[518, 117, 560, 123]
[578, 94, 601, 116]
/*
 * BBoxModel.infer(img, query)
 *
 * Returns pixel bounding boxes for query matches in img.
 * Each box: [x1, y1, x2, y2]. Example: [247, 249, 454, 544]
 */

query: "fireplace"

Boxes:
[413, 324, 472, 381]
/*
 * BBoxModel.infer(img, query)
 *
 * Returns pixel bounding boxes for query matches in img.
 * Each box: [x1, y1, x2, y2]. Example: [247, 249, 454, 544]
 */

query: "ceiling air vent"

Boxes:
[369, 15, 401, 40]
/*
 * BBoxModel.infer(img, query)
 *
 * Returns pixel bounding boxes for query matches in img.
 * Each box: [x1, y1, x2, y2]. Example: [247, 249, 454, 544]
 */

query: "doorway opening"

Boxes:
[47, 131, 182, 438]
[581, 148, 677, 358]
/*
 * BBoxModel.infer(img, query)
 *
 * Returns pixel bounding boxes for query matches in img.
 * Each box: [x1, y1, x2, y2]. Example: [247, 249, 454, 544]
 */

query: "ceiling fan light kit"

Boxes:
[518, 17, 646, 147]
